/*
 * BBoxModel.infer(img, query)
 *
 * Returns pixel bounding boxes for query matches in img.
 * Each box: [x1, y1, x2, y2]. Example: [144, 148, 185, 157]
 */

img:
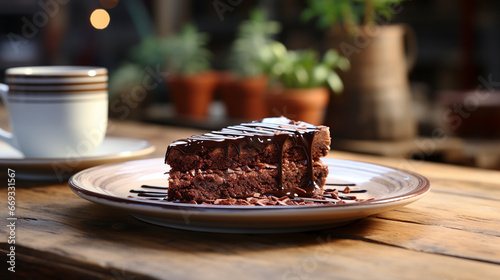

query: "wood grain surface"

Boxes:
[1, 118, 499, 280]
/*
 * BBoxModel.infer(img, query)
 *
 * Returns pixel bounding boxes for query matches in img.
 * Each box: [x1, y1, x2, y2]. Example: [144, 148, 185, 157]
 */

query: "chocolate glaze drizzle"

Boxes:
[164, 117, 320, 197]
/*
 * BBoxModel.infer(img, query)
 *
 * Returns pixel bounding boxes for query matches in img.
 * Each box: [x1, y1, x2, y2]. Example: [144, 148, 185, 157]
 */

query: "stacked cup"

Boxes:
[0, 66, 108, 158]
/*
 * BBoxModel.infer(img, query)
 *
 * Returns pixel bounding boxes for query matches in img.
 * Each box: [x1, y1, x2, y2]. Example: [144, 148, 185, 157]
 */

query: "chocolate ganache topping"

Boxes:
[165, 117, 321, 197]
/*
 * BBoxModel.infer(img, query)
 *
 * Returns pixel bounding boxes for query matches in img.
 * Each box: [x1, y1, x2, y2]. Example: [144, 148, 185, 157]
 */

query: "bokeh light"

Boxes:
[90, 9, 110, 30]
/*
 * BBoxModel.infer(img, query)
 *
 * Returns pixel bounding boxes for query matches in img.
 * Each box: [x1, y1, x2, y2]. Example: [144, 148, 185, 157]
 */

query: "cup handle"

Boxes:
[0, 83, 18, 149]
[0, 83, 8, 104]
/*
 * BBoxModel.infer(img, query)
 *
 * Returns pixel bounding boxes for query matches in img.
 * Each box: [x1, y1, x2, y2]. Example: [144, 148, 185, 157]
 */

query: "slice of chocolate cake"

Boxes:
[165, 117, 330, 202]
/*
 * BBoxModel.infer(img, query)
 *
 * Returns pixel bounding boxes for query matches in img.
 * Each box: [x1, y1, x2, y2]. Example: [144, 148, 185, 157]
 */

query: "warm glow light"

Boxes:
[90, 9, 110, 30]
[88, 70, 97, 77]
[24, 68, 33, 75]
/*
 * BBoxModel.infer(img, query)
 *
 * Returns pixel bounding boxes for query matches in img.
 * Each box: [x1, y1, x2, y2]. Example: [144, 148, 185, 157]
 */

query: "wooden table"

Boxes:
[1, 118, 500, 280]
[333, 137, 500, 170]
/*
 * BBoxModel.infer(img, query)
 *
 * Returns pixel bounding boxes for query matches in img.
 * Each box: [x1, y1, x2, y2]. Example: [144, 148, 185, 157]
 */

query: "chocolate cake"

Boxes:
[164, 117, 331, 202]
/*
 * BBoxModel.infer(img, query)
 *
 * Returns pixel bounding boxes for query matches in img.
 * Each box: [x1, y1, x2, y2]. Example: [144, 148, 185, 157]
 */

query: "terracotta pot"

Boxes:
[325, 24, 418, 140]
[166, 71, 218, 118]
[266, 87, 329, 125]
[219, 74, 268, 120]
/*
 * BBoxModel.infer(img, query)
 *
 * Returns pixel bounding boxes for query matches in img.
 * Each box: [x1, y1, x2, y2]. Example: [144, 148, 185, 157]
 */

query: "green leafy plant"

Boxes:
[261, 42, 350, 93]
[228, 8, 281, 77]
[301, 0, 407, 34]
[162, 24, 212, 76]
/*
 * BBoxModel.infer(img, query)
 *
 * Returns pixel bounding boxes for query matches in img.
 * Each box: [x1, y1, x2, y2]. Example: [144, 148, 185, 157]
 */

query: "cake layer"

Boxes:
[165, 119, 330, 172]
[167, 160, 328, 202]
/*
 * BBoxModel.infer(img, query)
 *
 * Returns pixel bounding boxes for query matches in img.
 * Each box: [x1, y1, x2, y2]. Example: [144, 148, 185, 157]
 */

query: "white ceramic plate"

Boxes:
[68, 158, 430, 233]
[0, 136, 155, 181]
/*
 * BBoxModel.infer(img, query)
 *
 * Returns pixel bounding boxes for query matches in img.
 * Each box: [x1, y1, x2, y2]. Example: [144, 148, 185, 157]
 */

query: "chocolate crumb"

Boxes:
[129, 185, 374, 206]
[294, 187, 307, 194]
[355, 198, 375, 202]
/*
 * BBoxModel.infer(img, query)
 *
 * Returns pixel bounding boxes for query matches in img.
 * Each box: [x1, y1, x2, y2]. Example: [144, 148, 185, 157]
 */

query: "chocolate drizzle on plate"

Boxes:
[164, 117, 319, 197]
[129, 183, 374, 205]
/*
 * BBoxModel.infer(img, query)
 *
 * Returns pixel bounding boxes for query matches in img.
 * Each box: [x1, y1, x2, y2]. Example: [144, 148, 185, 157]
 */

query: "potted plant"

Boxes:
[263, 42, 349, 125]
[302, 0, 417, 140]
[163, 24, 217, 118]
[219, 8, 280, 120]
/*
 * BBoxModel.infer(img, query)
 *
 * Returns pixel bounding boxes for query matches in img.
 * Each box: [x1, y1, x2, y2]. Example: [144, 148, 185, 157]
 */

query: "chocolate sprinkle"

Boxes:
[129, 183, 374, 206]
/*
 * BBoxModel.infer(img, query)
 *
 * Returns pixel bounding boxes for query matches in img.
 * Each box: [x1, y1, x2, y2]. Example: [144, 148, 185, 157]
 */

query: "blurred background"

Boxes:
[1, 0, 500, 169]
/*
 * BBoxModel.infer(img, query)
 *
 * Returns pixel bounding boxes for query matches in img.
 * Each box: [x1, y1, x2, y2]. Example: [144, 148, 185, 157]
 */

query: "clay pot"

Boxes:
[325, 24, 418, 140]
[219, 74, 268, 120]
[166, 71, 218, 118]
[266, 87, 330, 125]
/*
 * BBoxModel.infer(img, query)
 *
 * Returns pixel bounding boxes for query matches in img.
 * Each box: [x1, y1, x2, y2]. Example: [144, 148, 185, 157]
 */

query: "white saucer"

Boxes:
[69, 158, 430, 233]
[0, 136, 155, 181]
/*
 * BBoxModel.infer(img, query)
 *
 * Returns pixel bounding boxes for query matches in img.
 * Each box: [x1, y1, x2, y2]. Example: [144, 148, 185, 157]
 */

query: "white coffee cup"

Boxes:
[0, 66, 108, 158]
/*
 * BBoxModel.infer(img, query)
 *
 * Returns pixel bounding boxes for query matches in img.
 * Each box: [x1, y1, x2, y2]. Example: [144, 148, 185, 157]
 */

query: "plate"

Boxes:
[0, 136, 155, 181]
[68, 158, 430, 233]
